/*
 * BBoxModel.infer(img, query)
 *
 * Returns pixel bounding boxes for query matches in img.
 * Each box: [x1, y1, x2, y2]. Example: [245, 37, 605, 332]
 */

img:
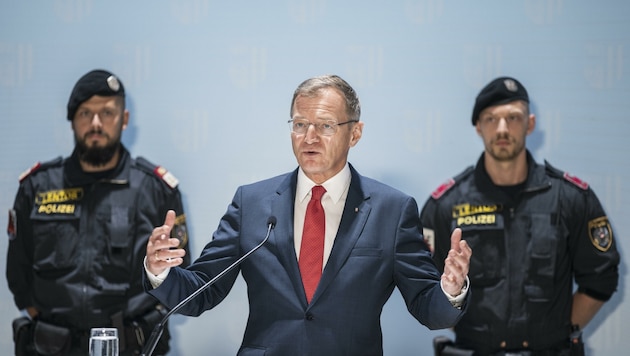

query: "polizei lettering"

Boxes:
[453, 203, 500, 227]
[38, 204, 76, 214]
[457, 214, 496, 226]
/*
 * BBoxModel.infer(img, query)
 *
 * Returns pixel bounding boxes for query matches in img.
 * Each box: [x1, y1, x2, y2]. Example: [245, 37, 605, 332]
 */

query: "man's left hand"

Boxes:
[441, 228, 471, 296]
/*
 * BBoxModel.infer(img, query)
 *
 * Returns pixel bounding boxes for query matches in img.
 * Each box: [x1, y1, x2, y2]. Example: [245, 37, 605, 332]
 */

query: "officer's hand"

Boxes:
[441, 228, 471, 296]
[146, 210, 187, 276]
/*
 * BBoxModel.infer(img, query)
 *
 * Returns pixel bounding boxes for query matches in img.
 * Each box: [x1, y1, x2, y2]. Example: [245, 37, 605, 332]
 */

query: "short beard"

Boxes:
[75, 138, 121, 167]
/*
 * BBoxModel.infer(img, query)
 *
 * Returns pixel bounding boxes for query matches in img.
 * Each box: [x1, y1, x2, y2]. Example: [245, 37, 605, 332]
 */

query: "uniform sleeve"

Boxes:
[396, 196, 466, 329]
[124, 173, 192, 318]
[154, 183, 191, 266]
[6, 182, 36, 310]
[420, 197, 451, 273]
[148, 186, 243, 317]
[565, 185, 619, 301]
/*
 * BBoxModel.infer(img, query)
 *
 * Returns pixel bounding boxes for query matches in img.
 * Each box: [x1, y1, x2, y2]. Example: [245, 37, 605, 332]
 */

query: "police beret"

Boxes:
[471, 77, 529, 125]
[66, 69, 125, 120]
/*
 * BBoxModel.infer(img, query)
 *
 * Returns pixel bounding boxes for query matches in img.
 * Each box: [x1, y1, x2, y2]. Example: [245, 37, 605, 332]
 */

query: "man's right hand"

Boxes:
[146, 210, 187, 276]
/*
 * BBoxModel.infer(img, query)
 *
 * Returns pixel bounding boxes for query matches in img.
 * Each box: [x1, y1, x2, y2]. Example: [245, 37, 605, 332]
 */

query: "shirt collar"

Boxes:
[297, 163, 351, 204]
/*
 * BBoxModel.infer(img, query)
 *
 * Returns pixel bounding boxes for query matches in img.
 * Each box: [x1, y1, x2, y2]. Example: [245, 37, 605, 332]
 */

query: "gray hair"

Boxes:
[290, 74, 361, 122]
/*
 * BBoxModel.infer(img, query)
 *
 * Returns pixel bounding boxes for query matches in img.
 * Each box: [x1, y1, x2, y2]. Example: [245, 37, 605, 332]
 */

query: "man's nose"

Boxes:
[304, 123, 320, 142]
[90, 113, 103, 126]
[496, 117, 509, 132]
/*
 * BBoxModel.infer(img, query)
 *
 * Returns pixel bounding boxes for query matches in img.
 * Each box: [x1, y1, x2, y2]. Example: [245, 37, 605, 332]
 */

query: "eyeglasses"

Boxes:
[288, 118, 358, 136]
[74, 108, 120, 124]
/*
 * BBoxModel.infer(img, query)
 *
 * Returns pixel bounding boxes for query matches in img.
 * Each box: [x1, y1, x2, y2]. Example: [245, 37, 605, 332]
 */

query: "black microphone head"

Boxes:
[267, 216, 277, 228]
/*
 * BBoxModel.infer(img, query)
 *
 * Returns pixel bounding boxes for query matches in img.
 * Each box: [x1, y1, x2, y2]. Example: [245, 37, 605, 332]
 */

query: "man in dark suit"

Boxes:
[144, 74, 472, 355]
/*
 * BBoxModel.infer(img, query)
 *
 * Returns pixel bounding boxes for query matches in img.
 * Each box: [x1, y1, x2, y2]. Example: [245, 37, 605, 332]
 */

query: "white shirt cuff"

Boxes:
[143, 256, 170, 289]
[441, 275, 470, 309]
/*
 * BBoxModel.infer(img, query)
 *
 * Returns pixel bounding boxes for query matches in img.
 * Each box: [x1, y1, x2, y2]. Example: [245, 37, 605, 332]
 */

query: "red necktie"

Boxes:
[299, 185, 326, 303]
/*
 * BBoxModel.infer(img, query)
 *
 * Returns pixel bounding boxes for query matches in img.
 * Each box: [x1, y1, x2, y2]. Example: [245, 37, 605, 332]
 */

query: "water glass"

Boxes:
[89, 327, 119, 356]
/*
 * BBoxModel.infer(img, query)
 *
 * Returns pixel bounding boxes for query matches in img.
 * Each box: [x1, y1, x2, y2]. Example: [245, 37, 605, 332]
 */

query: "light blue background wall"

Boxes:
[1, 1, 628, 354]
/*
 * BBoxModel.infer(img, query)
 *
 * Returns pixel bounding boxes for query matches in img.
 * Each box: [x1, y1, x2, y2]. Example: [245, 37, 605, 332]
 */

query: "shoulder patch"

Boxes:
[136, 156, 179, 189]
[172, 213, 188, 248]
[430, 167, 473, 200]
[7, 209, 17, 240]
[422, 227, 435, 254]
[545, 160, 588, 190]
[431, 178, 455, 200]
[588, 216, 613, 252]
[18, 157, 63, 182]
[154, 166, 179, 189]
[563, 172, 588, 190]
[18, 162, 41, 182]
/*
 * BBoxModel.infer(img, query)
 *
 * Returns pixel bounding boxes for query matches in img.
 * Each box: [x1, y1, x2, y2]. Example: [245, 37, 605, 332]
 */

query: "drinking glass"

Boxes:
[89, 327, 119, 356]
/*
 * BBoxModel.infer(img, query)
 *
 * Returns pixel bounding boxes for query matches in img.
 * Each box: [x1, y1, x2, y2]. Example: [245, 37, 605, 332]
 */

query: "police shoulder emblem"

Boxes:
[154, 166, 179, 189]
[588, 216, 613, 252]
[171, 213, 188, 248]
[7, 209, 17, 240]
[563, 172, 588, 190]
[431, 178, 455, 200]
[18, 162, 42, 182]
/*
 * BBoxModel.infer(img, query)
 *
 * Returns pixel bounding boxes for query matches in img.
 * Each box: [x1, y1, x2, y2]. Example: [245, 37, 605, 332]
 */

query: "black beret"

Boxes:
[66, 69, 125, 120]
[471, 76, 529, 125]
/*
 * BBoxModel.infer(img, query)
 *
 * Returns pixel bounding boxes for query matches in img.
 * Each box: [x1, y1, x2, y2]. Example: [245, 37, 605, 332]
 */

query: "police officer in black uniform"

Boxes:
[421, 77, 619, 356]
[6, 69, 191, 355]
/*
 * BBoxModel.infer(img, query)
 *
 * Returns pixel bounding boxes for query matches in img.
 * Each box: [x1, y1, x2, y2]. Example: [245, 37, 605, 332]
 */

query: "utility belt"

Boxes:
[433, 331, 585, 356]
[12, 306, 168, 356]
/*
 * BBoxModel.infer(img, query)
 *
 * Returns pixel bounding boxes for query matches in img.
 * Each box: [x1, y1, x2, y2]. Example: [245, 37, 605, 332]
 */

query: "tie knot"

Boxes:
[311, 185, 326, 201]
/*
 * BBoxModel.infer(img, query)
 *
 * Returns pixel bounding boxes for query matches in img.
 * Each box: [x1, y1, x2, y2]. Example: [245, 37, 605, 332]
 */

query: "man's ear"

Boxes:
[122, 109, 129, 130]
[349, 121, 363, 147]
[526, 113, 536, 136]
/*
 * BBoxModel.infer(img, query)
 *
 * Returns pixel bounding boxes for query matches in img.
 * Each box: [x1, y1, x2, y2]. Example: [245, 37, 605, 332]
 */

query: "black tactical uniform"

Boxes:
[7, 146, 191, 355]
[421, 152, 619, 355]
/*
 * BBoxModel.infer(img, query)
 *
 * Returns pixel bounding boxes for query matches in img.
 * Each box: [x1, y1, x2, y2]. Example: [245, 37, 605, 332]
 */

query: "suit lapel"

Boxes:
[270, 167, 372, 307]
[310, 167, 371, 304]
[269, 170, 308, 303]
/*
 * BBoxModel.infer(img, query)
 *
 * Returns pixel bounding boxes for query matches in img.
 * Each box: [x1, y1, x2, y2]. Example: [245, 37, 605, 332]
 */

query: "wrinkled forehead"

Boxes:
[291, 89, 347, 119]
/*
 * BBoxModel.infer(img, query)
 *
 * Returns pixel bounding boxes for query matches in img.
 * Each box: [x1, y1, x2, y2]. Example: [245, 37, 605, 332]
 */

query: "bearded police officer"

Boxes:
[7, 69, 191, 355]
[421, 77, 619, 355]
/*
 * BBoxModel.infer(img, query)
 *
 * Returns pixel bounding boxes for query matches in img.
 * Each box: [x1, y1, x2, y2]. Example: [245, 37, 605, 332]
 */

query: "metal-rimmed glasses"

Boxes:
[288, 118, 358, 136]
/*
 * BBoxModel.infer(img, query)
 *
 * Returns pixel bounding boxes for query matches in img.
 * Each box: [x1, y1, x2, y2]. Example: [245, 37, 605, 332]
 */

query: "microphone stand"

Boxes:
[141, 217, 276, 356]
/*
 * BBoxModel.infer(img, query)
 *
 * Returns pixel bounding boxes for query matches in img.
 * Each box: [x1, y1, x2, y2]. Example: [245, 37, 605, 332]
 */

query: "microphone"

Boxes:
[141, 216, 277, 356]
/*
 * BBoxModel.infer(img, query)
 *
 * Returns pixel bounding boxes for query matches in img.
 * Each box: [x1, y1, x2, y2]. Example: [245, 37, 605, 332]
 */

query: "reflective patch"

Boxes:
[422, 227, 435, 254]
[36, 188, 83, 204]
[37, 204, 76, 215]
[172, 213, 188, 248]
[456, 214, 496, 226]
[7, 209, 17, 240]
[452, 203, 501, 218]
[588, 217, 613, 252]
[33, 188, 83, 216]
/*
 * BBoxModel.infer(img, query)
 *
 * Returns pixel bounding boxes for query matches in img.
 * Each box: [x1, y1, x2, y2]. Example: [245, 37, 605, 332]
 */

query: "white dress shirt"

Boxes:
[294, 164, 351, 270]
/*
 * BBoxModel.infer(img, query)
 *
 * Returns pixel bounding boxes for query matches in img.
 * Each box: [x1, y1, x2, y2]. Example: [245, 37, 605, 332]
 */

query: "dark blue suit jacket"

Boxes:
[148, 165, 466, 355]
